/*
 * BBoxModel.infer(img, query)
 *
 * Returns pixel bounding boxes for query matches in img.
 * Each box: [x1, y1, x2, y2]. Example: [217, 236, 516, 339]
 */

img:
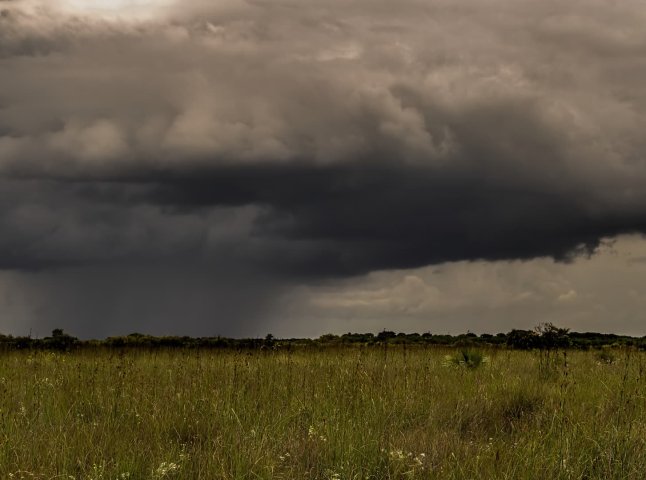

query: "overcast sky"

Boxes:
[2, 0, 646, 338]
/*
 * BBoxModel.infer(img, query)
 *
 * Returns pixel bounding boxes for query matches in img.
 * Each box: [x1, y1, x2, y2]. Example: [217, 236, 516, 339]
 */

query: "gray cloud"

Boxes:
[275, 235, 646, 338]
[2, 0, 646, 335]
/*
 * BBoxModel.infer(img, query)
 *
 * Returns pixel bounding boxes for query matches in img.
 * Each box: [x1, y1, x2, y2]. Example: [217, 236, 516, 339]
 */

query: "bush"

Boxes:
[443, 349, 490, 369]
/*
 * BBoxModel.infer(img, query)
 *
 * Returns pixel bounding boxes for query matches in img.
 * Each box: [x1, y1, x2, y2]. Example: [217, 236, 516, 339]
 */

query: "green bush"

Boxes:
[443, 349, 490, 369]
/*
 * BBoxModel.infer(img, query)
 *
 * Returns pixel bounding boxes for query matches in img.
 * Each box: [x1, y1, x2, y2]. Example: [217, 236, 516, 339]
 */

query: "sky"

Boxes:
[1, 0, 646, 338]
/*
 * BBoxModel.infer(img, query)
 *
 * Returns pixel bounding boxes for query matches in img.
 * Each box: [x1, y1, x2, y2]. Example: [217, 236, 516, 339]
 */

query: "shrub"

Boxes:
[443, 349, 490, 369]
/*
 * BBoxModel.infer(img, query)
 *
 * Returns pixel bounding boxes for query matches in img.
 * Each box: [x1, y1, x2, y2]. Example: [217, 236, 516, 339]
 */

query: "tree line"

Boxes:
[0, 323, 643, 351]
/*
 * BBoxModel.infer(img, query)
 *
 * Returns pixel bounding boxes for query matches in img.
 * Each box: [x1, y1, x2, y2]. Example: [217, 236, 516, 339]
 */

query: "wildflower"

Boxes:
[388, 449, 406, 460]
[154, 462, 180, 478]
[88, 463, 105, 480]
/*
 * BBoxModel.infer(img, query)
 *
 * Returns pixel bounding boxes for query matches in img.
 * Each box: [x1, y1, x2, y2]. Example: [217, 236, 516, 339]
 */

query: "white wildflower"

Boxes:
[389, 449, 406, 460]
[153, 461, 180, 478]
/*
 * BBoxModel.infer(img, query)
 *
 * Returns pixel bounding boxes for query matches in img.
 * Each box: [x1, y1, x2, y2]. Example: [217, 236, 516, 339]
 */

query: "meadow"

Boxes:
[0, 346, 644, 479]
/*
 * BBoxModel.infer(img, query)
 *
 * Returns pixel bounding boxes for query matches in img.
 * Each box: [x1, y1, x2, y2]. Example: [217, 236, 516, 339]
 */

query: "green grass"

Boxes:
[0, 347, 644, 479]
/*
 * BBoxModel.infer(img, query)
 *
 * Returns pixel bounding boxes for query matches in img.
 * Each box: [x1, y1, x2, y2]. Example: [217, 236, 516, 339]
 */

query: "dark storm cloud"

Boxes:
[2, 0, 646, 285]
[127, 158, 646, 277]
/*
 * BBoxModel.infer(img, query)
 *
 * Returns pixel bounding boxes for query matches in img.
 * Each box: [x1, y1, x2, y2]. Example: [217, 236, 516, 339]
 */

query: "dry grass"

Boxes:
[0, 347, 644, 479]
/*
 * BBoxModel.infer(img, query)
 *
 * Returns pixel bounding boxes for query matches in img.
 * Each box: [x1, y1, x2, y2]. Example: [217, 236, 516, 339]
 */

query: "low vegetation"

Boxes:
[0, 343, 644, 479]
[1, 323, 645, 351]
[442, 349, 490, 369]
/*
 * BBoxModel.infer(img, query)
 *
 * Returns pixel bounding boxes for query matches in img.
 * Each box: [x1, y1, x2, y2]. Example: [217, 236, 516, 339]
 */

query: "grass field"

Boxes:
[0, 347, 644, 479]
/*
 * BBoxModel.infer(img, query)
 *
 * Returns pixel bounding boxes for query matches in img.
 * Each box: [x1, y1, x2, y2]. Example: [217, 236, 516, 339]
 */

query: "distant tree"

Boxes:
[506, 324, 571, 350]
[376, 330, 396, 342]
[318, 334, 340, 344]
[340, 332, 374, 344]
[534, 323, 571, 349]
[506, 329, 538, 350]
[264, 334, 275, 349]
[44, 329, 78, 351]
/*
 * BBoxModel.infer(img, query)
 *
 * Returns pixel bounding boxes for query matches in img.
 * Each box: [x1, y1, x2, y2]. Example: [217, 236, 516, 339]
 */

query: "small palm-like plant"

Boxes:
[443, 349, 490, 369]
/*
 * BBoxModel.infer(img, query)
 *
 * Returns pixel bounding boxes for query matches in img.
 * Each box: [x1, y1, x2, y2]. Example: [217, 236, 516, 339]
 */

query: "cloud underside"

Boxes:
[1, 0, 646, 278]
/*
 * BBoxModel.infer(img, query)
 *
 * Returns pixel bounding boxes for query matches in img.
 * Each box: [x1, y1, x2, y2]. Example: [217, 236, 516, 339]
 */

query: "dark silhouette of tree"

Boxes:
[534, 323, 571, 349]
[44, 329, 79, 351]
[506, 329, 539, 350]
[263, 334, 275, 349]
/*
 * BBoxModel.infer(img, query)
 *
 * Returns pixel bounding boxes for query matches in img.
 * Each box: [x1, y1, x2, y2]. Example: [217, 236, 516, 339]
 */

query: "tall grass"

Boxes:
[0, 347, 643, 479]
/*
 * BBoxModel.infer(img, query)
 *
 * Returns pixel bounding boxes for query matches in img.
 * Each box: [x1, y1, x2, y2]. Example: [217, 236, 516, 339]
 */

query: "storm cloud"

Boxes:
[1, 0, 646, 335]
